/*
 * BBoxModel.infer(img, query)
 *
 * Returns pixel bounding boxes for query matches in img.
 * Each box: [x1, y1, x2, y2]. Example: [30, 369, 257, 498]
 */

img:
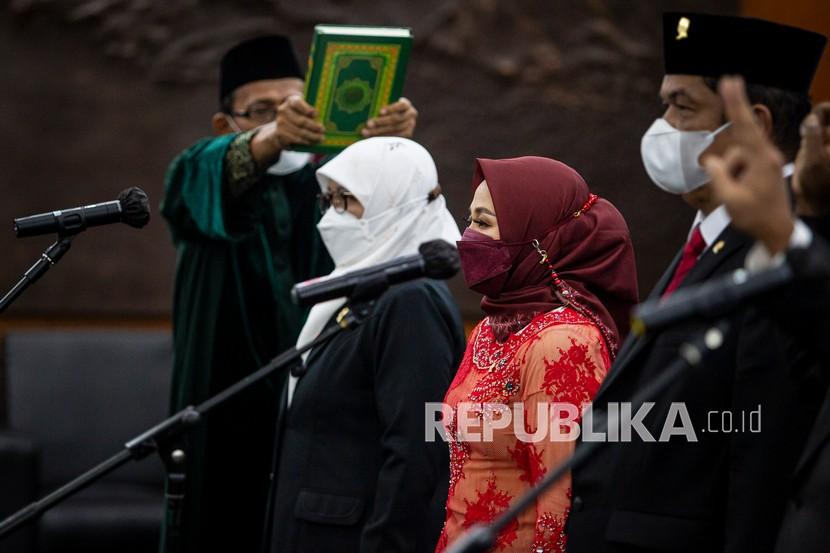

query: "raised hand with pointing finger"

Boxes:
[703, 76, 795, 255]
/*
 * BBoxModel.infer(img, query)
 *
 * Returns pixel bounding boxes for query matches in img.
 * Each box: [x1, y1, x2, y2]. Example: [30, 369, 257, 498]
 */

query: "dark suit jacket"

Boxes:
[567, 224, 825, 553]
[774, 236, 830, 553]
[266, 279, 465, 553]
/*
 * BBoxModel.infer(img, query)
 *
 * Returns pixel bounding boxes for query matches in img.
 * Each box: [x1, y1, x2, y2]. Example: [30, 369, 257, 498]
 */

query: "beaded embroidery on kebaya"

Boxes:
[468, 307, 595, 405]
[531, 511, 569, 552]
[472, 307, 591, 370]
[447, 433, 469, 497]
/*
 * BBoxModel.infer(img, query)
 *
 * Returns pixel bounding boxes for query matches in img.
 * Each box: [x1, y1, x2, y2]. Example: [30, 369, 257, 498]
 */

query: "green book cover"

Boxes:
[295, 24, 412, 153]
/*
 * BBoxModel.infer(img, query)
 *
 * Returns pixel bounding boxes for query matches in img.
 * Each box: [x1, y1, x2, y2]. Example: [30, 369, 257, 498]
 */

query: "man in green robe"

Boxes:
[159, 35, 418, 553]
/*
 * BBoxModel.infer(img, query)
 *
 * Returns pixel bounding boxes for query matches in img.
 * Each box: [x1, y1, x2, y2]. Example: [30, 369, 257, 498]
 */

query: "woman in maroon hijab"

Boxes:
[435, 157, 638, 552]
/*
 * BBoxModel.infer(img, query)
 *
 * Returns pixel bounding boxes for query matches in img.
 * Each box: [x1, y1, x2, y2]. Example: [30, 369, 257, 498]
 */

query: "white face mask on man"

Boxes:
[266, 151, 313, 176]
[640, 118, 731, 194]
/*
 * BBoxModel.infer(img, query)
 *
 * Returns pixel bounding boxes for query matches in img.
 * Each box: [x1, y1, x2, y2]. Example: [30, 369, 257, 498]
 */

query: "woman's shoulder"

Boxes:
[369, 279, 462, 339]
[519, 308, 608, 366]
[515, 307, 601, 346]
[536, 308, 602, 339]
[374, 278, 455, 310]
[518, 309, 610, 399]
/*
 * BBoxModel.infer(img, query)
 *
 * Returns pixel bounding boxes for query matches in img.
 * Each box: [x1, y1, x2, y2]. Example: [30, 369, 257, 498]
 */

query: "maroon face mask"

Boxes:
[456, 227, 528, 297]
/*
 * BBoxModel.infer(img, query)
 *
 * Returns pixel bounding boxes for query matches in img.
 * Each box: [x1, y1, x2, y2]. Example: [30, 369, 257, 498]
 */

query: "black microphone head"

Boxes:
[118, 187, 151, 229]
[419, 240, 460, 279]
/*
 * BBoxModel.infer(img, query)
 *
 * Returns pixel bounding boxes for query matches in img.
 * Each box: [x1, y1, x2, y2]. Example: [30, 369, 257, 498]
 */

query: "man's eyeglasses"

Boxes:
[317, 190, 356, 214]
[227, 102, 278, 125]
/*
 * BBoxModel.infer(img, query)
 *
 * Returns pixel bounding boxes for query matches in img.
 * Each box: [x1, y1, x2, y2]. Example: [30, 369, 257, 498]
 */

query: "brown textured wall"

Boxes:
[0, 0, 740, 322]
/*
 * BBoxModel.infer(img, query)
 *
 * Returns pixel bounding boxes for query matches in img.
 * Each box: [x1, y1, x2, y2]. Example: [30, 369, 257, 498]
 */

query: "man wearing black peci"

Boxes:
[566, 13, 827, 553]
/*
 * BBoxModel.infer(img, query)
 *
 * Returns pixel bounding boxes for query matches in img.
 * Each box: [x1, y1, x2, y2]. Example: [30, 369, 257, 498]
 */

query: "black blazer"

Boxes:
[567, 224, 825, 553]
[267, 279, 465, 553]
[773, 237, 830, 553]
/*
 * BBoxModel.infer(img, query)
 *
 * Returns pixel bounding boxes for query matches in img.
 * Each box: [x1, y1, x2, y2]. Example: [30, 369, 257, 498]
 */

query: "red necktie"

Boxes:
[662, 226, 706, 298]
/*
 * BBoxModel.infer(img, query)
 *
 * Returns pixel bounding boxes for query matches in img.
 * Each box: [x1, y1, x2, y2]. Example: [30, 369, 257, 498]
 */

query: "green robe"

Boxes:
[160, 134, 331, 553]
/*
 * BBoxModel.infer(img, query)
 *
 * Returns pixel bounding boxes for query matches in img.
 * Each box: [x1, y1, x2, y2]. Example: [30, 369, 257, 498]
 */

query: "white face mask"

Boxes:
[266, 151, 313, 176]
[316, 209, 373, 268]
[640, 118, 731, 194]
[316, 193, 430, 268]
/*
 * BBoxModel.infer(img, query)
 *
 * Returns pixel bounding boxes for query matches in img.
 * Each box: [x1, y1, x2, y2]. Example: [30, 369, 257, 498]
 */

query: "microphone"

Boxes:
[14, 187, 151, 238]
[291, 239, 460, 306]
[631, 263, 793, 336]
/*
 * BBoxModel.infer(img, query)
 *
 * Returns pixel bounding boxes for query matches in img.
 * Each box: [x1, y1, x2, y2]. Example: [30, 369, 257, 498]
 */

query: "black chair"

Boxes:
[0, 329, 172, 553]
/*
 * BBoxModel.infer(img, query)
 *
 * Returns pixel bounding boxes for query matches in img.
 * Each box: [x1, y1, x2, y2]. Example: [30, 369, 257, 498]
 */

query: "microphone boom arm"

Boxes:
[0, 235, 75, 314]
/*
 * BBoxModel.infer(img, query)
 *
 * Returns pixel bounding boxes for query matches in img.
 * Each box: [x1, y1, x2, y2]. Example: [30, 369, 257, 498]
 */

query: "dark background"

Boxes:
[0, 0, 827, 324]
[1, 3, 828, 548]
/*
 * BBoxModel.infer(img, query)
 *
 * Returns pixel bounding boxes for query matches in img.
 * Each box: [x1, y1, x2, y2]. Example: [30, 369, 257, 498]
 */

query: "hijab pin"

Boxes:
[573, 193, 600, 218]
[531, 239, 549, 265]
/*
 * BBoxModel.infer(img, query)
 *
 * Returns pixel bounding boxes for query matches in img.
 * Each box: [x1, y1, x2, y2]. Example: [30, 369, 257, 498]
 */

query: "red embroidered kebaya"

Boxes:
[436, 308, 609, 552]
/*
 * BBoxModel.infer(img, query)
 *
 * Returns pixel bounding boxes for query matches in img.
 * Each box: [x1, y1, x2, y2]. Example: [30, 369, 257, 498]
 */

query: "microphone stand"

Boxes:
[0, 278, 388, 543]
[0, 235, 75, 313]
[446, 319, 731, 553]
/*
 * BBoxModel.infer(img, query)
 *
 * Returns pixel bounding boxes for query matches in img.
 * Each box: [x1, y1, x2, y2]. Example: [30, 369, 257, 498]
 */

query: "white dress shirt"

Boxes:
[690, 204, 732, 252]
